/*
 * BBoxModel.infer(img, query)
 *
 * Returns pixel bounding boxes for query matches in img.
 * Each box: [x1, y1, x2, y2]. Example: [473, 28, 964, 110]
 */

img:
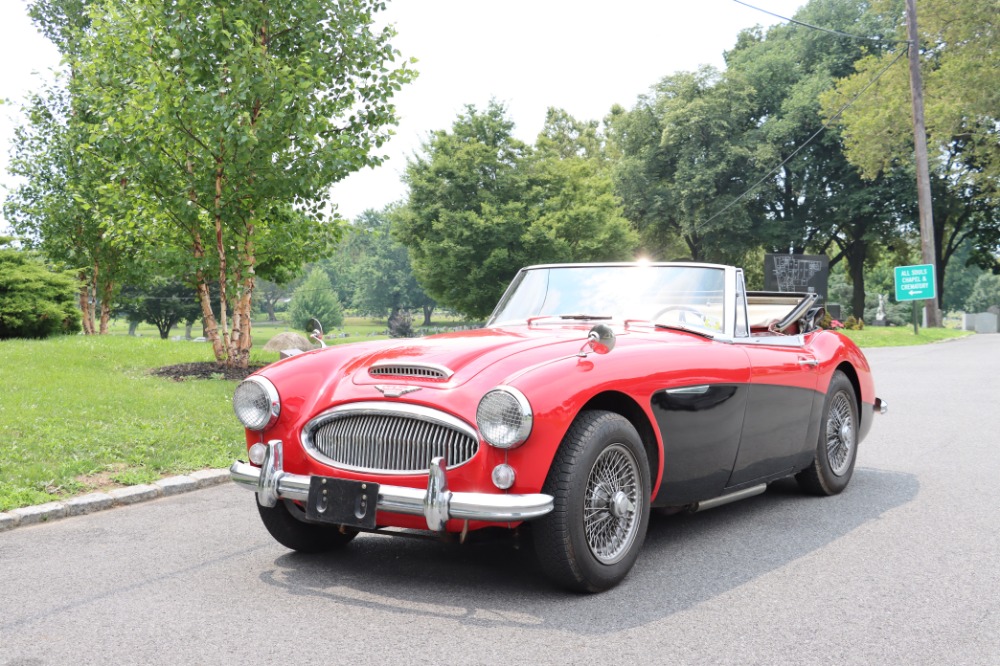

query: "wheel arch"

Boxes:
[834, 360, 862, 415]
[579, 390, 660, 488]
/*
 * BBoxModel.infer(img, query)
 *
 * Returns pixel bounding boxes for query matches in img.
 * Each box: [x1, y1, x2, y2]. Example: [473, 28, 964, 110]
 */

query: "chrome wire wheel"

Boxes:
[584, 443, 642, 565]
[826, 391, 855, 477]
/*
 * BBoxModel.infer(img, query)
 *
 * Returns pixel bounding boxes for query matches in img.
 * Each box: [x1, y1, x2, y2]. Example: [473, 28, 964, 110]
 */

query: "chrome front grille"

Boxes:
[303, 403, 479, 474]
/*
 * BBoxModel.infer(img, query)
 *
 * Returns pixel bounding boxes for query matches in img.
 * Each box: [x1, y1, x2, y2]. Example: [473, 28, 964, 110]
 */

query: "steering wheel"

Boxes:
[652, 305, 707, 324]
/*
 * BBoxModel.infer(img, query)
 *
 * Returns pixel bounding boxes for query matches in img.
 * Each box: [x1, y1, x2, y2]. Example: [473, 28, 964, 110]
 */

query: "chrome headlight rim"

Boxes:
[477, 385, 533, 449]
[233, 376, 280, 431]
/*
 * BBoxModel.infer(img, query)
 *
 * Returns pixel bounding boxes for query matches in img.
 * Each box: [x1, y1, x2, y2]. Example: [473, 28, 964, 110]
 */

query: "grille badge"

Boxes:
[374, 385, 422, 398]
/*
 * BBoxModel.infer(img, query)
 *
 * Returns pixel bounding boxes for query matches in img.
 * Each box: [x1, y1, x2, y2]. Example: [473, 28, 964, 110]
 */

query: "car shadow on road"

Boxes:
[258, 466, 917, 635]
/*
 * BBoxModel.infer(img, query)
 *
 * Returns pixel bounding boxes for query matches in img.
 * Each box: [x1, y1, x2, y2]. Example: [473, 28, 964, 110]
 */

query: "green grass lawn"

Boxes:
[0, 321, 976, 513]
[839, 325, 973, 347]
[0, 335, 245, 511]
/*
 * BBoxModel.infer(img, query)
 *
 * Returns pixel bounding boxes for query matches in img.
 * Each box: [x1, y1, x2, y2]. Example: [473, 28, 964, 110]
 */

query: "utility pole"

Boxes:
[905, 0, 941, 327]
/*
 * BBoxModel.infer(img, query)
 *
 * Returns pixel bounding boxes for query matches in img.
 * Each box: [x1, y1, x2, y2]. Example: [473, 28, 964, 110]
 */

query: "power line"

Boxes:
[696, 46, 909, 232]
[731, 0, 910, 46]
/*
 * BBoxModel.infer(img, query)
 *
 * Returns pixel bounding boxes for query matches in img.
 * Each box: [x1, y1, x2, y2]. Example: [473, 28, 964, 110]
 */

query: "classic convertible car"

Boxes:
[230, 262, 885, 592]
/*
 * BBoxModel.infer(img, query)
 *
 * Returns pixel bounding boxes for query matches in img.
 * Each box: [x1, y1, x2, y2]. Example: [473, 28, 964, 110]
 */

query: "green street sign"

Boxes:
[894, 264, 936, 301]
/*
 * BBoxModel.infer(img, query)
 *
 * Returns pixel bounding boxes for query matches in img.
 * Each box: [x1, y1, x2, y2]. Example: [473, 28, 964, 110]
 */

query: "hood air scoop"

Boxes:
[368, 361, 454, 381]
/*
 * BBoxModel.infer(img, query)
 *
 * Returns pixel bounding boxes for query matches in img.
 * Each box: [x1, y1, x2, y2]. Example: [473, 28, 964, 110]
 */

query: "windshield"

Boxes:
[488, 264, 726, 334]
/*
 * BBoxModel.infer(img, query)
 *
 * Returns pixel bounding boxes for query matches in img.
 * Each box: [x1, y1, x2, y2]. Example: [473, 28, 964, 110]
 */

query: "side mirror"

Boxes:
[580, 323, 616, 356]
[308, 318, 326, 348]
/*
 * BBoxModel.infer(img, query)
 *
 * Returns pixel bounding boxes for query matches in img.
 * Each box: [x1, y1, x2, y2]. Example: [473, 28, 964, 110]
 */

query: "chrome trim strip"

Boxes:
[229, 443, 554, 530]
[665, 385, 710, 396]
[694, 483, 767, 512]
[301, 402, 480, 475]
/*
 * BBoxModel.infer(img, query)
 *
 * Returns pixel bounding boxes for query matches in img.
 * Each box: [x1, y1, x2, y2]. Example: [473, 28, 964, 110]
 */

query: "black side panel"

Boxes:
[727, 384, 819, 487]
[651, 385, 748, 506]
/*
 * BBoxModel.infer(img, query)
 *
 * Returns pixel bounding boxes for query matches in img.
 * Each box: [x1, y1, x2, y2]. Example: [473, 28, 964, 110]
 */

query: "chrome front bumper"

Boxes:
[874, 397, 888, 415]
[229, 440, 554, 532]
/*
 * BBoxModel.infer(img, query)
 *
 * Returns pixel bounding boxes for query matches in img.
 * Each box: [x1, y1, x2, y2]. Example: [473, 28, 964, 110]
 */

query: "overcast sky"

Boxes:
[0, 0, 805, 232]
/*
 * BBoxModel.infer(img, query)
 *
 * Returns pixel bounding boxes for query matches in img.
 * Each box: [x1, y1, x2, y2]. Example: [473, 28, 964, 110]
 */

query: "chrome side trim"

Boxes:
[230, 442, 554, 531]
[693, 483, 767, 512]
[665, 385, 710, 396]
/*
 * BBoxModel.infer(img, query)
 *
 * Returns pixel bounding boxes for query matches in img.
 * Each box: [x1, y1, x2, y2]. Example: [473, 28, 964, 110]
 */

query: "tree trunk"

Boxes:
[422, 305, 433, 327]
[128, 320, 139, 336]
[846, 241, 867, 321]
[99, 278, 114, 334]
[78, 278, 95, 336]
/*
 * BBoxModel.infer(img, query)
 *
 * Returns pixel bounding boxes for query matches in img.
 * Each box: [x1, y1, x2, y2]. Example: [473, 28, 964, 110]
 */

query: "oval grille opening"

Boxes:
[308, 412, 478, 474]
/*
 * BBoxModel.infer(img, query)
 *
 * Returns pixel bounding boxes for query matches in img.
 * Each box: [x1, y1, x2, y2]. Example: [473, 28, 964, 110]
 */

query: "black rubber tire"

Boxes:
[534, 410, 651, 593]
[796, 371, 859, 496]
[256, 498, 358, 553]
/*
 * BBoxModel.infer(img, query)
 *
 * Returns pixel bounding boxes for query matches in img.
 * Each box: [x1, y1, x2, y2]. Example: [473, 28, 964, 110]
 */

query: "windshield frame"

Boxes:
[486, 262, 742, 339]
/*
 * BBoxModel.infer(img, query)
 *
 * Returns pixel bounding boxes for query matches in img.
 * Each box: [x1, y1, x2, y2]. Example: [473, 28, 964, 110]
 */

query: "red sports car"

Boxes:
[231, 262, 885, 592]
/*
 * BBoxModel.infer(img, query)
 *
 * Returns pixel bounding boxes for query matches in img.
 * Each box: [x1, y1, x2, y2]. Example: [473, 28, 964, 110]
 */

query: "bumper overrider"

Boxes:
[229, 440, 554, 532]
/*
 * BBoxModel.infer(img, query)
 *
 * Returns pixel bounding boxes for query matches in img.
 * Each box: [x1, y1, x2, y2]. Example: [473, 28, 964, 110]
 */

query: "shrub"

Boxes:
[965, 274, 1000, 313]
[0, 240, 81, 339]
[286, 267, 343, 332]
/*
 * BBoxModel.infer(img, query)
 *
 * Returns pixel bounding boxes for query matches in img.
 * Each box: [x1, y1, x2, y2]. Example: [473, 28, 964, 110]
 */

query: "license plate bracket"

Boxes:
[305, 476, 379, 529]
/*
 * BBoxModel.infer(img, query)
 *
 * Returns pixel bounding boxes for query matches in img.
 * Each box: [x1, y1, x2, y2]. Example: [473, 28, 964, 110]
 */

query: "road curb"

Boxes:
[0, 469, 232, 533]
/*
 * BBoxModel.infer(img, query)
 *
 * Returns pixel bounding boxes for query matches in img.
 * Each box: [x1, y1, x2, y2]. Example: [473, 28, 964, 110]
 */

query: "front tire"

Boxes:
[534, 411, 651, 592]
[796, 371, 859, 496]
[256, 498, 358, 553]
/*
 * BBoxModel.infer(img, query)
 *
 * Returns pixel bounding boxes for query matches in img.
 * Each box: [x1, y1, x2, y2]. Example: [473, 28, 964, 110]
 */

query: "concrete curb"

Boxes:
[0, 469, 232, 533]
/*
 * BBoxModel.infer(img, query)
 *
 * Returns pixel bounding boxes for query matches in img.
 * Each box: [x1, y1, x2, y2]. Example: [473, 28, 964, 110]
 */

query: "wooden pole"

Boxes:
[905, 0, 941, 326]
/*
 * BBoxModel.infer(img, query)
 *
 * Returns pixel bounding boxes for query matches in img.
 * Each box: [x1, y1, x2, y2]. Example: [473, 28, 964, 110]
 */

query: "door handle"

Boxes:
[796, 358, 819, 367]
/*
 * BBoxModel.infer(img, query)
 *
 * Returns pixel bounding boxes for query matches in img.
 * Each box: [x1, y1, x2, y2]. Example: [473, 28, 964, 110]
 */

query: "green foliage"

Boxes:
[115, 279, 203, 339]
[287, 267, 343, 332]
[965, 274, 1000, 313]
[60, 0, 415, 365]
[350, 208, 435, 321]
[397, 102, 637, 318]
[824, 0, 999, 193]
[0, 241, 82, 339]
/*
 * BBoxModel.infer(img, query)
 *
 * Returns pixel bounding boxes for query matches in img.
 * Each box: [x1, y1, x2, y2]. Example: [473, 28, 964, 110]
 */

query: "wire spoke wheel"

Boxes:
[826, 391, 855, 477]
[584, 443, 642, 565]
[535, 410, 651, 592]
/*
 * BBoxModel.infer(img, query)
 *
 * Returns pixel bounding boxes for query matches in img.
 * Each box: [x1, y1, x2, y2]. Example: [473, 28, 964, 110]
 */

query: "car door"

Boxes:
[649, 343, 752, 505]
[726, 338, 821, 487]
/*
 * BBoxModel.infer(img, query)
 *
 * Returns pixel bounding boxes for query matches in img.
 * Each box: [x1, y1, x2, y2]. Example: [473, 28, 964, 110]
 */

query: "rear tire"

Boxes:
[256, 498, 358, 553]
[534, 411, 650, 593]
[796, 371, 858, 496]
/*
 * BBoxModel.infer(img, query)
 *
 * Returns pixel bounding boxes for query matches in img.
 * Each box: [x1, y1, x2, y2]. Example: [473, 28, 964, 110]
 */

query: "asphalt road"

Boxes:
[2, 334, 998, 665]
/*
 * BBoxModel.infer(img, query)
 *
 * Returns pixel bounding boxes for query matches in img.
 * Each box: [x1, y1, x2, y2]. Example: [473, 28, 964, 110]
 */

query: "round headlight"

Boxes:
[233, 377, 280, 431]
[477, 387, 532, 449]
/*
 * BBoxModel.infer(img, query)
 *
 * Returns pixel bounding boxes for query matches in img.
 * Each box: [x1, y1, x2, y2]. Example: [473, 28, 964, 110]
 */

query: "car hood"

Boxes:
[348, 326, 591, 388]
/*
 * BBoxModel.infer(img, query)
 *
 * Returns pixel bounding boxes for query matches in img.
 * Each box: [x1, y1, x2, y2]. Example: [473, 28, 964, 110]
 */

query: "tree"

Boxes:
[822, 0, 1000, 306]
[965, 273, 1000, 314]
[397, 102, 636, 319]
[253, 279, 289, 323]
[115, 279, 202, 339]
[0, 238, 81, 339]
[350, 208, 436, 325]
[70, 0, 415, 367]
[608, 67, 758, 263]
[286, 268, 343, 332]
[4, 84, 134, 335]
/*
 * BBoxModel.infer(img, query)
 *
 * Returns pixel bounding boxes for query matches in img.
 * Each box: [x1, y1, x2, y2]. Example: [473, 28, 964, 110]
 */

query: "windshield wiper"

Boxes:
[558, 314, 612, 321]
[654, 323, 716, 339]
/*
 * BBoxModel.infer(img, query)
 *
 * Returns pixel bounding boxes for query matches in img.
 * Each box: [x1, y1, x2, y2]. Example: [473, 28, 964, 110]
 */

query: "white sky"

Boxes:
[0, 0, 804, 231]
